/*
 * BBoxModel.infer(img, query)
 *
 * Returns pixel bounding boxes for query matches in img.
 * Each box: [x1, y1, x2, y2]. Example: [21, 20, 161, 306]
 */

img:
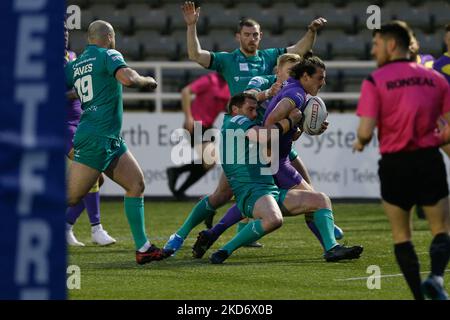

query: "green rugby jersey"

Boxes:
[221, 114, 274, 193]
[65, 45, 127, 138]
[245, 75, 277, 124]
[208, 48, 285, 95]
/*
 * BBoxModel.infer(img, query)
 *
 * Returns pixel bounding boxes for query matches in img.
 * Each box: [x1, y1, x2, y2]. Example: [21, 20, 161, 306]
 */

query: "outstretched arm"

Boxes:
[115, 67, 157, 90]
[286, 17, 327, 56]
[181, 85, 195, 133]
[183, 1, 211, 67]
[352, 116, 376, 152]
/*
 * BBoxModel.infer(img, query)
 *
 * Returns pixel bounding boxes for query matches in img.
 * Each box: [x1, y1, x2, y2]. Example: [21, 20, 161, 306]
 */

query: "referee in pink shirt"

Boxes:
[167, 72, 230, 199]
[353, 21, 450, 300]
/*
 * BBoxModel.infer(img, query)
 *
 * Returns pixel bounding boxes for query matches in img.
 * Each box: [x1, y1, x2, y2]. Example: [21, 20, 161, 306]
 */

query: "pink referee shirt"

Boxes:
[189, 73, 230, 128]
[357, 60, 450, 154]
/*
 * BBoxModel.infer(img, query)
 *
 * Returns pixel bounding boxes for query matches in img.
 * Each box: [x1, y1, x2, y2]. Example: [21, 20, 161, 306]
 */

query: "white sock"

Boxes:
[66, 223, 74, 231]
[91, 224, 103, 233]
[138, 241, 151, 253]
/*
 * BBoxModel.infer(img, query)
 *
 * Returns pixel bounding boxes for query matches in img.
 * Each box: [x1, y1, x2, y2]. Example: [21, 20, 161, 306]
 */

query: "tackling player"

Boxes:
[192, 54, 344, 258]
[209, 93, 363, 264]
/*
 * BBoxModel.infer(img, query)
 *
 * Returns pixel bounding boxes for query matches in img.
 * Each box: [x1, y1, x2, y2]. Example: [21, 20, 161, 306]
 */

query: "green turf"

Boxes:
[68, 201, 442, 300]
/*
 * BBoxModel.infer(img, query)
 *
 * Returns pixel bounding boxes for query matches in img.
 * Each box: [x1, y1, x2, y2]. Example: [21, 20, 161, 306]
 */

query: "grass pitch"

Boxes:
[68, 200, 442, 300]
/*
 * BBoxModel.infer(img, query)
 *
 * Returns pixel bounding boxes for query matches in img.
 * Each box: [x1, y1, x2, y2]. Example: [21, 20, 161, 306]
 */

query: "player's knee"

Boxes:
[209, 190, 232, 208]
[318, 192, 332, 209]
[265, 214, 283, 231]
[67, 196, 81, 208]
[128, 177, 145, 195]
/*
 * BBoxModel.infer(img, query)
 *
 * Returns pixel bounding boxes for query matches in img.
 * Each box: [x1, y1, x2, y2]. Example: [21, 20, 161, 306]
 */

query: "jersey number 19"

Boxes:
[74, 75, 93, 103]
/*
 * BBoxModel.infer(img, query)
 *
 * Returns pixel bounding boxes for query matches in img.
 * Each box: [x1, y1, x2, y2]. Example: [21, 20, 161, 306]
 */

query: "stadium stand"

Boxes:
[67, 0, 448, 111]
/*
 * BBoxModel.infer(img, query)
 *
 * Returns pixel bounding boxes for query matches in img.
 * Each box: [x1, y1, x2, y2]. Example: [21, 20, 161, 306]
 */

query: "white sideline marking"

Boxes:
[336, 269, 450, 281]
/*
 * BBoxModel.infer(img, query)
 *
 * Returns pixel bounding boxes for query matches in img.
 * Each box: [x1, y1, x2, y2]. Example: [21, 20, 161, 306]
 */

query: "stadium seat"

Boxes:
[205, 5, 240, 31]
[429, 1, 450, 29]
[178, 35, 217, 60]
[308, 2, 356, 32]
[90, 5, 131, 32]
[261, 34, 288, 52]
[137, 30, 178, 60]
[384, 2, 431, 31]
[68, 30, 87, 55]
[80, 10, 95, 30]
[415, 30, 445, 57]
[330, 31, 368, 60]
[271, 3, 316, 30]
[233, 3, 280, 33]
[128, 4, 169, 33]
[85, 0, 123, 7]
[67, 0, 90, 9]
[209, 29, 237, 52]
[165, 3, 204, 32]
[281, 29, 330, 58]
[116, 35, 141, 60]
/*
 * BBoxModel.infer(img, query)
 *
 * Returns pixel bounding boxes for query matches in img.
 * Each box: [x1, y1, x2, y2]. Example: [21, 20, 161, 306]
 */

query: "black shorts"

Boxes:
[378, 147, 449, 211]
[190, 125, 213, 148]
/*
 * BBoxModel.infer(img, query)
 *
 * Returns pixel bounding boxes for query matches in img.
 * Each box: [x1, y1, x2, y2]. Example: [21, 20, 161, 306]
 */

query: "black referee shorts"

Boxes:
[190, 125, 213, 148]
[378, 147, 449, 211]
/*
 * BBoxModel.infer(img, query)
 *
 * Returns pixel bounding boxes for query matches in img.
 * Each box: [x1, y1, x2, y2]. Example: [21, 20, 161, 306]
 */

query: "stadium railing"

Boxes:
[125, 60, 376, 112]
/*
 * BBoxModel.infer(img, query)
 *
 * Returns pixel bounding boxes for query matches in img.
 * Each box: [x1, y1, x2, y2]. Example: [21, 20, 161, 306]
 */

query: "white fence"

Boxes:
[124, 61, 377, 112]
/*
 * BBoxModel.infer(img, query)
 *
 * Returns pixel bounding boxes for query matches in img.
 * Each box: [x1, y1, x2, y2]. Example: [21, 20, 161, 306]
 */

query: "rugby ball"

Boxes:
[302, 96, 328, 135]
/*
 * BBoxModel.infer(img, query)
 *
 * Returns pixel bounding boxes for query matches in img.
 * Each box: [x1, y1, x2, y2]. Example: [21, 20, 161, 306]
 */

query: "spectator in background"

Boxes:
[166, 72, 230, 200]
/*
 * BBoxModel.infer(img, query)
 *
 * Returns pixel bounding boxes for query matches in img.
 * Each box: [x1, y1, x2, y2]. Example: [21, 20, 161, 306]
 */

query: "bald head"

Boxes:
[88, 20, 115, 49]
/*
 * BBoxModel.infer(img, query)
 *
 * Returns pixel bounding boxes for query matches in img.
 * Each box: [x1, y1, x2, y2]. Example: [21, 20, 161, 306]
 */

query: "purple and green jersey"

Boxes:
[417, 54, 435, 69]
[263, 77, 306, 159]
[65, 50, 82, 127]
[434, 52, 450, 84]
[65, 50, 82, 154]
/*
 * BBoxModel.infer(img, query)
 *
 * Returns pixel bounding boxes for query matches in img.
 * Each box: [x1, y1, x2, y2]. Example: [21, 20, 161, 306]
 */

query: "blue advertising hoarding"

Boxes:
[0, 0, 66, 299]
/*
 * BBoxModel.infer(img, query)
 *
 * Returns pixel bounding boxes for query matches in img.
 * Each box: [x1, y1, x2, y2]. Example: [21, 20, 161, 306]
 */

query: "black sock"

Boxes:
[394, 241, 424, 300]
[430, 233, 450, 277]
[172, 163, 196, 174]
[177, 164, 209, 194]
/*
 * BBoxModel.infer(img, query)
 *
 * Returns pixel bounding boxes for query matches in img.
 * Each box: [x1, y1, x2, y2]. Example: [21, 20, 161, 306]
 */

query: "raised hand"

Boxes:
[182, 1, 201, 26]
[308, 17, 327, 32]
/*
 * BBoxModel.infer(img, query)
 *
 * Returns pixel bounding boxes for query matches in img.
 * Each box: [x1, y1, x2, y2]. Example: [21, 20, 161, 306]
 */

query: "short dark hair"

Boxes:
[446, 24, 450, 32]
[236, 18, 260, 33]
[373, 20, 412, 52]
[227, 92, 257, 114]
[289, 55, 326, 79]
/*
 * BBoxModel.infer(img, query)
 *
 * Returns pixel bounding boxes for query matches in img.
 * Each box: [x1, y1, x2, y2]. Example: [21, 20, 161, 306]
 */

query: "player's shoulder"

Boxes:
[435, 53, 450, 64]
[247, 75, 271, 88]
[259, 47, 285, 56]
[105, 48, 124, 56]
[230, 115, 253, 127]
[212, 49, 238, 59]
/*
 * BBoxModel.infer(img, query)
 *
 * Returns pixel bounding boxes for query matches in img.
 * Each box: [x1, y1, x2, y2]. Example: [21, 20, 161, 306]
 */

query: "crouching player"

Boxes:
[209, 92, 363, 264]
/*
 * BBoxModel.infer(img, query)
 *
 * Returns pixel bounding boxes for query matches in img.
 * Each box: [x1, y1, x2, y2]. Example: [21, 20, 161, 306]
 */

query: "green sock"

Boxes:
[237, 221, 248, 233]
[223, 220, 265, 254]
[124, 197, 148, 250]
[313, 208, 338, 251]
[177, 196, 216, 239]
